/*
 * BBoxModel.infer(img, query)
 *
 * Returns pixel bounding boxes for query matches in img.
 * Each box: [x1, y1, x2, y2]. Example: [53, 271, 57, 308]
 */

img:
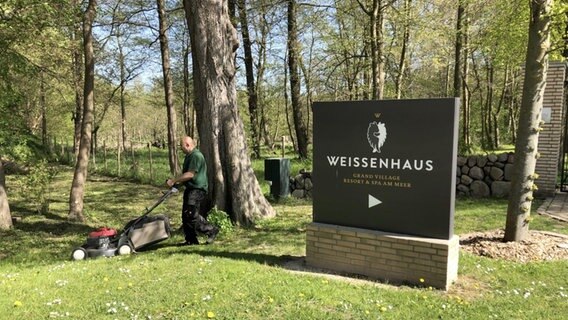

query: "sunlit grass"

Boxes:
[1, 164, 567, 319]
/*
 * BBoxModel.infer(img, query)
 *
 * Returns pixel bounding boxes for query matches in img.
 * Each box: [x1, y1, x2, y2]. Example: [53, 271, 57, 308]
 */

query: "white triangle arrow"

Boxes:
[368, 194, 382, 208]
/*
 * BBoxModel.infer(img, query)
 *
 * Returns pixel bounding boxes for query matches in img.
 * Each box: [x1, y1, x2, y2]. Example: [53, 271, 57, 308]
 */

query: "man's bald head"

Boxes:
[181, 136, 196, 154]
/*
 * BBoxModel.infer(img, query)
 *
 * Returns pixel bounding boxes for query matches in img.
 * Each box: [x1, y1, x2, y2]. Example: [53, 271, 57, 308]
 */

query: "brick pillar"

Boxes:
[306, 223, 459, 290]
[535, 62, 567, 197]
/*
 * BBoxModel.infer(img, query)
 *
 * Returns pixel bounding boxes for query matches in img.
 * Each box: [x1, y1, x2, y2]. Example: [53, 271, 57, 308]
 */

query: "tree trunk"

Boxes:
[183, 0, 275, 226]
[375, 1, 386, 100]
[370, 0, 381, 99]
[157, 0, 179, 176]
[255, 9, 272, 148]
[453, 0, 465, 98]
[0, 159, 12, 230]
[183, 29, 192, 136]
[395, 0, 411, 99]
[40, 72, 47, 146]
[508, 72, 519, 144]
[238, 0, 261, 159]
[485, 61, 495, 149]
[505, 0, 552, 242]
[68, 0, 97, 222]
[453, 0, 468, 150]
[299, 50, 313, 141]
[287, 0, 309, 159]
[471, 54, 489, 148]
[461, 9, 470, 148]
[494, 64, 510, 149]
[118, 35, 128, 152]
[356, 0, 388, 99]
[72, 3, 83, 156]
[283, 49, 297, 152]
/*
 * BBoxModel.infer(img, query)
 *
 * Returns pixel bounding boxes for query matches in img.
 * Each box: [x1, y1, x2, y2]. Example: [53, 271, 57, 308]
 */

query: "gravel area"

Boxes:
[460, 229, 568, 263]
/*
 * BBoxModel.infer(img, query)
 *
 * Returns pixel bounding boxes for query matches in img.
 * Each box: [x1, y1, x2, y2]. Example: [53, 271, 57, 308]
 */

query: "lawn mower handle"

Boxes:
[143, 185, 179, 215]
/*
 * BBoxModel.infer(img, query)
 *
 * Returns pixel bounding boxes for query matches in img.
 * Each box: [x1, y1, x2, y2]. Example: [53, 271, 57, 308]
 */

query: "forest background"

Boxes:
[1, 0, 565, 157]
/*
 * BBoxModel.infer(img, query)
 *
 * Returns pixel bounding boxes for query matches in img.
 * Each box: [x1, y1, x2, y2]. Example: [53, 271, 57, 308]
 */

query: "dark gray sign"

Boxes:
[313, 99, 459, 239]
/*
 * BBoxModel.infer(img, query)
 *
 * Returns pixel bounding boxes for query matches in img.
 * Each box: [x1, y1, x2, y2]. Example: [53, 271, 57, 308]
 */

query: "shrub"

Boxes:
[206, 207, 234, 236]
[22, 160, 58, 214]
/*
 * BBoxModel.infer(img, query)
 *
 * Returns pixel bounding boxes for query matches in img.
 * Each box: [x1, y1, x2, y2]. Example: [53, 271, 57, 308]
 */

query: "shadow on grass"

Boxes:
[9, 205, 39, 217]
[196, 249, 301, 266]
[10, 205, 75, 223]
[0, 221, 93, 266]
[13, 220, 93, 236]
[156, 244, 301, 267]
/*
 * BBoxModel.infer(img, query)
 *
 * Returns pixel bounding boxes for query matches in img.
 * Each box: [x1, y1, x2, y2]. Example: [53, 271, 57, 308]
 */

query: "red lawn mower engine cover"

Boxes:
[89, 227, 117, 238]
[87, 227, 117, 249]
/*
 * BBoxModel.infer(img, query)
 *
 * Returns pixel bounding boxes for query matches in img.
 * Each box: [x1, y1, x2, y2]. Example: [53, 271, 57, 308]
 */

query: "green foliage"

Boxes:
[549, 1, 568, 60]
[22, 160, 58, 214]
[0, 119, 48, 163]
[206, 207, 234, 236]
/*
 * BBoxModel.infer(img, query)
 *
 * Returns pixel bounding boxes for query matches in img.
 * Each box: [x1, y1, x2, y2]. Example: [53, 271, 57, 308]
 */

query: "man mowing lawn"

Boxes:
[166, 136, 219, 245]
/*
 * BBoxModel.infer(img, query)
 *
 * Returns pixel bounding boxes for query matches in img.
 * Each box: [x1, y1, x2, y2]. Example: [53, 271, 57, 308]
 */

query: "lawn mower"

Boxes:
[71, 186, 178, 260]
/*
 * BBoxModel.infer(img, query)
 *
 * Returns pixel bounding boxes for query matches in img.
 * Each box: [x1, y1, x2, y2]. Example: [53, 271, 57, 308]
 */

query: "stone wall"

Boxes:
[291, 150, 559, 199]
[290, 169, 313, 198]
[290, 154, 516, 199]
[456, 153, 514, 197]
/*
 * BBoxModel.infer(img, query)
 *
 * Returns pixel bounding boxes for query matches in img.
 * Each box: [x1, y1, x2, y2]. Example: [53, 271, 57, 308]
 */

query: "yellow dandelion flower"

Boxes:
[299, 293, 305, 297]
[103, 277, 109, 282]
[118, 286, 123, 290]
[268, 297, 274, 303]
[419, 278, 425, 283]
[128, 282, 133, 287]
[380, 306, 387, 312]
[14, 301, 23, 307]
[365, 310, 370, 314]
[207, 311, 215, 318]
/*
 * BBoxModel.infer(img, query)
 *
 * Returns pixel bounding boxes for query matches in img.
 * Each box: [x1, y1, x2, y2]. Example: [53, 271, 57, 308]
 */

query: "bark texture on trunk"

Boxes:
[287, 0, 309, 159]
[68, 0, 97, 222]
[505, 0, 552, 242]
[184, 0, 275, 225]
[238, 0, 261, 159]
[72, 4, 83, 156]
[453, 1, 465, 98]
[157, 0, 179, 176]
[0, 159, 12, 230]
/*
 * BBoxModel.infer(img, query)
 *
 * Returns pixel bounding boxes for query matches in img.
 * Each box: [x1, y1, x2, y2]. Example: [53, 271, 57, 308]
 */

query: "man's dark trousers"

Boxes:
[182, 188, 216, 244]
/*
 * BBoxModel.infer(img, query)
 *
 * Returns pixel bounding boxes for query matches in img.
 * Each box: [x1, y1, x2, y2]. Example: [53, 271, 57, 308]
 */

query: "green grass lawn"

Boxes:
[1, 166, 567, 319]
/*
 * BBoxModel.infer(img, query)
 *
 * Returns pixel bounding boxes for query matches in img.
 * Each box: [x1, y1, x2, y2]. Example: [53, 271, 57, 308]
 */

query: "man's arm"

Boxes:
[166, 171, 195, 187]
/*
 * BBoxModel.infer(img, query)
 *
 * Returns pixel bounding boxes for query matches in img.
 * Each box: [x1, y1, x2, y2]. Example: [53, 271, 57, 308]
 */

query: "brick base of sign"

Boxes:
[306, 222, 459, 290]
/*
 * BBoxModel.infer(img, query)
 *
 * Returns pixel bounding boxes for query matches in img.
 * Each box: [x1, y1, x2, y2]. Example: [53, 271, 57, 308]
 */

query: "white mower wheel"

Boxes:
[71, 248, 87, 261]
[118, 244, 133, 256]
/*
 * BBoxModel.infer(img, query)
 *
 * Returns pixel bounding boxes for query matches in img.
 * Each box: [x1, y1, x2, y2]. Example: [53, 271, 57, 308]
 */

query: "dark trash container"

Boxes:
[264, 158, 290, 198]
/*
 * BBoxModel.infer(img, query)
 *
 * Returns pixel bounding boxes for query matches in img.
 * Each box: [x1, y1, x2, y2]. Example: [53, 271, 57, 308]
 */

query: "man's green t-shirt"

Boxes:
[183, 148, 208, 191]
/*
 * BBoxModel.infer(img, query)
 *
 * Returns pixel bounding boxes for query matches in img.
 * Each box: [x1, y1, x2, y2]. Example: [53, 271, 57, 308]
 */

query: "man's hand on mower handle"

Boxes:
[165, 179, 180, 194]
